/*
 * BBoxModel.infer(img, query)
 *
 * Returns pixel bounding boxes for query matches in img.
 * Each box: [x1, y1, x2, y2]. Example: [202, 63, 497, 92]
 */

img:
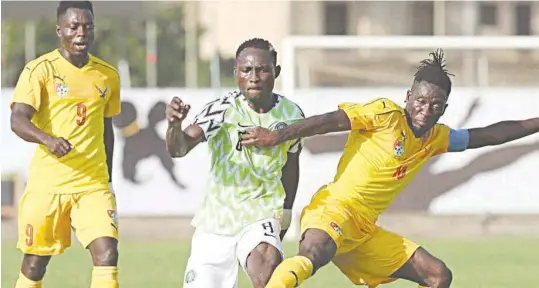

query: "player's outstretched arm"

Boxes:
[466, 117, 539, 149]
[241, 110, 351, 147]
[11, 103, 72, 158]
[165, 97, 205, 157]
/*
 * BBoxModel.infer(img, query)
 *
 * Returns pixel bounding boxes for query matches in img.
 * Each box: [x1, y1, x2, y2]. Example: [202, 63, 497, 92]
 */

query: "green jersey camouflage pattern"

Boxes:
[190, 90, 305, 235]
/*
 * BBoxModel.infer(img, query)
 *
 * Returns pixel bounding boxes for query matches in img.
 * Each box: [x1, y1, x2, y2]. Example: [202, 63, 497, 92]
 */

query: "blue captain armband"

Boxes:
[448, 129, 470, 152]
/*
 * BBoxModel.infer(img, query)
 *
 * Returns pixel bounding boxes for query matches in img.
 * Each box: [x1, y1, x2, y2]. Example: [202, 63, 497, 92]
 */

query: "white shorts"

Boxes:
[183, 218, 284, 288]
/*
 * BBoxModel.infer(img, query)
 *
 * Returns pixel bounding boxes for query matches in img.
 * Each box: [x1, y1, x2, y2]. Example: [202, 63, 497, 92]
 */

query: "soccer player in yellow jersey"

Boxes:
[240, 50, 539, 288]
[10, 2, 121, 288]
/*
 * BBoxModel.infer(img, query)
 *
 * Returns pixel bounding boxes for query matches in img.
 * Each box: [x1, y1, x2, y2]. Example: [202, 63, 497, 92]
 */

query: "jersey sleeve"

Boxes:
[288, 138, 303, 154]
[104, 74, 121, 118]
[191, 98, 228, 141]
[11, 65, 45, 111]
[287, 103, 306, 154]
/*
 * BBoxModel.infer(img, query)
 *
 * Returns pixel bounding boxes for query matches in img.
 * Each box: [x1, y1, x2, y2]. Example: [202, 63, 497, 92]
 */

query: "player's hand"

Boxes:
[166, 97, 191, 125]
[44, 137, 72, 158]
[240, 127, 277, 147]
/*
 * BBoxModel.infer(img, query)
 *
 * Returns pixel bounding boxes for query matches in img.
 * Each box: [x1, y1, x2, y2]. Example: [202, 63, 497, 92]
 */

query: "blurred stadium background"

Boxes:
[2, 1, 539, 287]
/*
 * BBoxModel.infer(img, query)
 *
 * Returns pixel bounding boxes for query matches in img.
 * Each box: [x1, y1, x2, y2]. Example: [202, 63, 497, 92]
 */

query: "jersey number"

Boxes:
[262, 221, 276, 237]
[236, 131, 247, 151]
[76, 103, 87, 126]
[393, 165, 407, 180]
[25, 224, 34, 246]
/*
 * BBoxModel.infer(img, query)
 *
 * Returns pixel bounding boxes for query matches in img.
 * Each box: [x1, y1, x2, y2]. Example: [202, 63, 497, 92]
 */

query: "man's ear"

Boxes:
[275, 65, 281, 79]
[405, 90, 412, 103]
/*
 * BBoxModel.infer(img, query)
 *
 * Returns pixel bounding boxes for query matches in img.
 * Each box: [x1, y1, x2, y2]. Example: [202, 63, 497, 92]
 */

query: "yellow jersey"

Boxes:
[325, 98, 451, 221]
[11, 49, 121, 194]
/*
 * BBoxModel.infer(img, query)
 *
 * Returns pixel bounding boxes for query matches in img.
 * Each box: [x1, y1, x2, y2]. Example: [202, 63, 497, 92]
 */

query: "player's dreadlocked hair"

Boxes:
[413, 49, 454, 96]
[235, 38, 278, 66]
[57, 1, 94, 22]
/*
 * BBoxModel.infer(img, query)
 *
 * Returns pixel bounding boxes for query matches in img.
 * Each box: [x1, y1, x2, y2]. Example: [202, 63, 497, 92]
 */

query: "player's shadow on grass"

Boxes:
[303, 98, 539, 211]
[112, 101, 186, 190]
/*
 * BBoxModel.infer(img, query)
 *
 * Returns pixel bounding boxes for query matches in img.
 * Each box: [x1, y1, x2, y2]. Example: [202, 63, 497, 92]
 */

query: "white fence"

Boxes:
[2, 88, 538, 218]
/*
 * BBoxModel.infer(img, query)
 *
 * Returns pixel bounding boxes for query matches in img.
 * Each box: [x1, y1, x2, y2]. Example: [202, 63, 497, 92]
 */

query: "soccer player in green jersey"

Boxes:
[165, 38, 305, 288]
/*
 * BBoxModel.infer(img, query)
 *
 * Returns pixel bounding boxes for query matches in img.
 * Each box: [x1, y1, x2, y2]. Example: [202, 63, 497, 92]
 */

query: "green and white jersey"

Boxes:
[190, 90, 305, 235]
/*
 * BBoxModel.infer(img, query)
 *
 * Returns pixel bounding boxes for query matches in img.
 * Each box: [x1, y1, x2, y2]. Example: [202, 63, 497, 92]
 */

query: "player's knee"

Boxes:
[259, 245, 282, 272]
[425, 261, 452, 288]
[95, 246, 118, 266]
[21, 255, 50, 281]
[298, 229, 337, 273]
[92, 246, 119, 266]
[89, 237, 119, 266]
[298, 241, 325, 270]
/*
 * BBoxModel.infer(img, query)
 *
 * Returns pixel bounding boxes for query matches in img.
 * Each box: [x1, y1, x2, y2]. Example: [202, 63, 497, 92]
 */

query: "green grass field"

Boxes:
[2, 237, 538, 288]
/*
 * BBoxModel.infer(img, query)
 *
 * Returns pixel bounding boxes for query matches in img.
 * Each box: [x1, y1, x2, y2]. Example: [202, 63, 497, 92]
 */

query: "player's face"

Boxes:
[235, 48, 281, 101]
[405, 81, 448, 134]
[56, 8, 95, 56]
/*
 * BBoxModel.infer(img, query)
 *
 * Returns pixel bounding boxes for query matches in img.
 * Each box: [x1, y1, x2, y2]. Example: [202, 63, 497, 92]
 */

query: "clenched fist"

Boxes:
[166, 97, 191, 125]
[44, 136, 72, 158]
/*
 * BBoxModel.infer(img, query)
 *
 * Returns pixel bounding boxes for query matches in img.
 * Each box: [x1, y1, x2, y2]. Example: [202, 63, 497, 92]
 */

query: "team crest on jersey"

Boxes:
[95, 85, 109, 99]
[273, 122, 288, 131]
[54, 83, 69, 98]
[185, 270, 196, 283]
[393, 139, 405, 158]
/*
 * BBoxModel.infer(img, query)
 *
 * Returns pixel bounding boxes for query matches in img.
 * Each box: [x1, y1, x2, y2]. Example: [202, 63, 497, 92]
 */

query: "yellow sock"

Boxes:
[15, 272, 42, 288]
[91, 266, 119, 288]
[266, 256, 313, 288]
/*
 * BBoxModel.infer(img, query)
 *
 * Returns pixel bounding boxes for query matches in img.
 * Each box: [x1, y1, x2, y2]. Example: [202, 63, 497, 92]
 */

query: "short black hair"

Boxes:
[57, 1, 94, 21]
[413, 49, 454, 96]
[235, 38, 277, 66]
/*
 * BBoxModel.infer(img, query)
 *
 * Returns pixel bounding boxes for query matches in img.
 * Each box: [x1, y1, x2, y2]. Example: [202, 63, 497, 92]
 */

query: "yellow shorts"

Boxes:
[17, 189, 118, 256]
[300, 188, 419, 288]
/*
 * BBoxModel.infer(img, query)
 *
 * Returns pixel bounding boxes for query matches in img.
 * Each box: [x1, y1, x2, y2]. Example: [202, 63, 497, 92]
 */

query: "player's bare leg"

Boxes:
[298, 229, 337, 274]
[15, 254, 51, 287]
[88, 237, 119, 265]
[88, 237, 119, 288]
[245, 243, 283, 288]
[266, 228, 337, 287]
[389, 247, 452, 288]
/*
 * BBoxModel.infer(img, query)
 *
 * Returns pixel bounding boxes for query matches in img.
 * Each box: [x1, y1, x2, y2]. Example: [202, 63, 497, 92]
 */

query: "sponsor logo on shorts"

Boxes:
[185, 270, 196, 284]
[330, 222, 342, 236]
